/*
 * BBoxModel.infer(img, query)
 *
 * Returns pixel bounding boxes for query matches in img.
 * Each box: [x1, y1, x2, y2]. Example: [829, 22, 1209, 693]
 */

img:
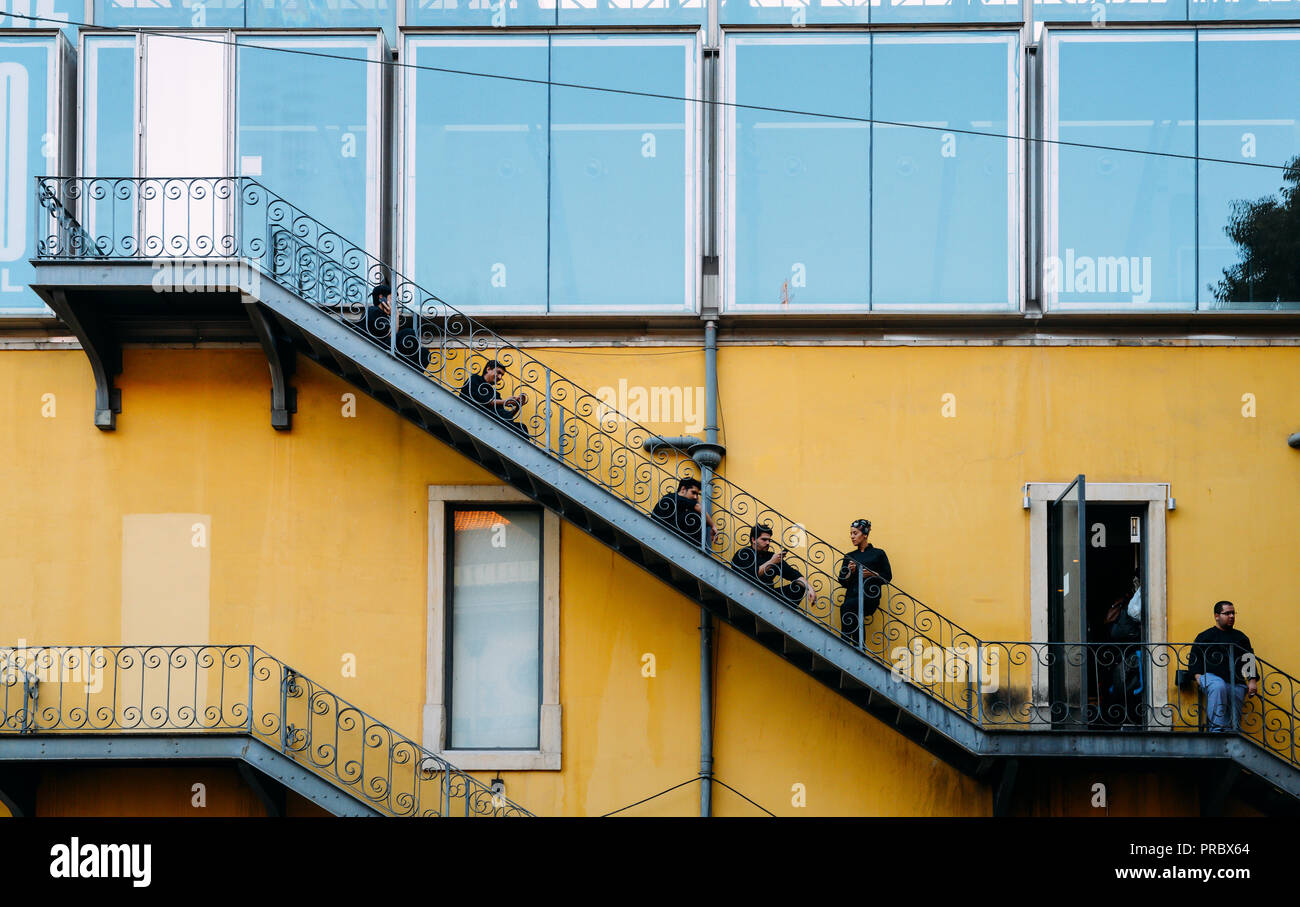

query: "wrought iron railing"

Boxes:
[33, 176, 1300, 775]
[887, 639, 1295, 760]
[0, 644, 532, 817]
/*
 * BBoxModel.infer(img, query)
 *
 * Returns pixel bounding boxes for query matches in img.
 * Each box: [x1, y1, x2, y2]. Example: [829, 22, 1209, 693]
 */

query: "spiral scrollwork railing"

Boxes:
[0, 644, 532, 817]
[32, 176, 1300, 774]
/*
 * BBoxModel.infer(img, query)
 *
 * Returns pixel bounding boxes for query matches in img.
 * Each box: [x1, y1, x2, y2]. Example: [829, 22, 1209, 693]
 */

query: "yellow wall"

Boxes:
[1, 343, 1296, 816]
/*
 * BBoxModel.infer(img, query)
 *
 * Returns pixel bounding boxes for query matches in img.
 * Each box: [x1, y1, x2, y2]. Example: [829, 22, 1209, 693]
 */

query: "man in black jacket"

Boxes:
[1188, 600, 1257, 732]
[731, 524, 813, 607]
[459, 358, 529, 435]
[364, 283, 431, 371]
[838, 518, 892, 649]
[652, 477, 715, 548]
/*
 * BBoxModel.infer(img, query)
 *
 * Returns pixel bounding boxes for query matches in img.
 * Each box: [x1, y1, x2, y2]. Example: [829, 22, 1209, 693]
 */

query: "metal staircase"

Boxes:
[30, 176, 1300, 815]
[0, 644, 531, 817]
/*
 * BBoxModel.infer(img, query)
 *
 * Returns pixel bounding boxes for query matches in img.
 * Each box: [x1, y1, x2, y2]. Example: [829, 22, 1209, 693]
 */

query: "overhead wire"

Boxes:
[7, 10, 1298, 173]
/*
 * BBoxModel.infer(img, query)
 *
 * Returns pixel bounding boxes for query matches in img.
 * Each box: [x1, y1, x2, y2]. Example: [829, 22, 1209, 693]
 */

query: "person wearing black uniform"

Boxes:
[837, 518, 892, 649]
[731, 524, 813, 607]
[652, 477, 715, 547]
[363, 283, 431, 371]
[1188, 601, 1257, 732]
[459, 358, 529, 435]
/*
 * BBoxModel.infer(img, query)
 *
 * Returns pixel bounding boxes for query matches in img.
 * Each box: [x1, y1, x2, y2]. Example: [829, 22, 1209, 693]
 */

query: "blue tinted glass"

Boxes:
[246, 0, 397, 42]
[406, 39, 548, 311]
[94, 0, 245, 27]
[237, 37, 376, 249]
[1049, 33, 1195, 309]
[1191, 0, 1300, 20]
[1197, 31, 1300, 310]
[0, 0, 81, 39]
[405, 0, 556, 27]
[872, 0, 1021, 24]
[558, 0, 705, 25]
[82, 37, 138, 257]
[1034, 0, 1189, 22]
[549, 38, 693, 311]
[720, 0, 868, 25]
[872, 35, 1017, 307]
[0, 39, 53, 315]
[729, 37, 870, 310]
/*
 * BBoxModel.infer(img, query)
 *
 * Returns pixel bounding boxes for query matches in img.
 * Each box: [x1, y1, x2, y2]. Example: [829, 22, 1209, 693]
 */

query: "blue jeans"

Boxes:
[1199, 672, 1247, 732]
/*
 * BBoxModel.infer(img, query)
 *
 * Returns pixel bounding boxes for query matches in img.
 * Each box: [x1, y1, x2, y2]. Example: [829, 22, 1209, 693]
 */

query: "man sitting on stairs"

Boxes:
[459, 358, 530, 436]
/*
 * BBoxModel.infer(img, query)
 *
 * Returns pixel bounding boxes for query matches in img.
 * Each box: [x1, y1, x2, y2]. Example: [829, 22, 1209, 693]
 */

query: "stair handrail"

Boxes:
[0, 643, 532, 817]
[32, 176, 1299, 774]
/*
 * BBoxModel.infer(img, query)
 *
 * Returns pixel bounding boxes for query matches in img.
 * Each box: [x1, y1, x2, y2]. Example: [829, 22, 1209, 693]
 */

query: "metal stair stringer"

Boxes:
[240, 280, 992, 776]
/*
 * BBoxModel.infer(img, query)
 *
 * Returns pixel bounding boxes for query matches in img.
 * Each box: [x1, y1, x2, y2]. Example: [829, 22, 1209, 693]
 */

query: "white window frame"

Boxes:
[400, 32, 701, 316]
[1042, 27, 1197, 313]
[720, 29, 1022, 314]
[423, 485, 562, 770]
[1025, 481, 1171, 730]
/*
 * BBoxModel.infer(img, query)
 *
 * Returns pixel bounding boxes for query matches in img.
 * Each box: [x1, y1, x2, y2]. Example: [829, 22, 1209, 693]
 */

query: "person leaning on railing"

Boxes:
[364, 283, 431, 371]
[1188, 600, 1257, 732]
[837, 518, 892, 647]
[459, 358, 529, 436]
[731, 523, 816, 607]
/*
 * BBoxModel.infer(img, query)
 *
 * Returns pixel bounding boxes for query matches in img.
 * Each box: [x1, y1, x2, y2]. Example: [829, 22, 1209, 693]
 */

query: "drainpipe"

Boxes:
[696, 318, 721, 817]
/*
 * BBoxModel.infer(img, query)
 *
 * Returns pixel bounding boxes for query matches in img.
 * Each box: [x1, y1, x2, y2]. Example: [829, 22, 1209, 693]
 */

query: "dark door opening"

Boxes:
[1085, 503, 1148, 728]
[1047, 479, 1149, 729]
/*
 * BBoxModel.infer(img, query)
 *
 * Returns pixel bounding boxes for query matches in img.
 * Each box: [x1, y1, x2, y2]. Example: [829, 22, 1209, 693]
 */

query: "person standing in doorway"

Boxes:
[1189, 601, 1257, 732]
[837, 518, 892, 649]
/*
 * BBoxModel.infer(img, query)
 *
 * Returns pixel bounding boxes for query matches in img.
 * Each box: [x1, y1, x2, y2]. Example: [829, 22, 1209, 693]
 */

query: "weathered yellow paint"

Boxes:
[0, 343, 1296, 816]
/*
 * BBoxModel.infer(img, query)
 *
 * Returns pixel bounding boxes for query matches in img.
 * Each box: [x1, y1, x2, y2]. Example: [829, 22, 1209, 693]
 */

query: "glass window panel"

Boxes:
[558, 0, 705, 26]
[94, 0, 245, 28]
[405, 0, 556, 28]
[1047, 32, 1195, 310]
[0, 0, 82, 39]
[81, 36, 138, 257]
[405, 37, 548, 311]
[872, 34, 1017, 308]
[0, 38, 55, 315]
[1191, 0, 1300, 21]
[549, 36, 694, 312]
[1033, 0, 1189, 23]
[871, 0, 1021, 24]
[727, 36, 870, 311]
[448, 507, 542, 750]
[245, 0, 397, 41]
[720, 0, 868, 26]
[237, 36, 378, 253]
[1197, 30, 1300, 310]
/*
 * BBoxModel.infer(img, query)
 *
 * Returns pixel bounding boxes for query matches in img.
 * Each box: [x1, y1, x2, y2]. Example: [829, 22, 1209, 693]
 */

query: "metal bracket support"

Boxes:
[243, 295, 298, 431]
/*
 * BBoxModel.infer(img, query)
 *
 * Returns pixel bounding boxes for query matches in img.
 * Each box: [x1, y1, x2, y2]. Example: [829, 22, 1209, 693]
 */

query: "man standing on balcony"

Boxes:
[1189, 601, 1257, 732]
[838, 519, 892, 649]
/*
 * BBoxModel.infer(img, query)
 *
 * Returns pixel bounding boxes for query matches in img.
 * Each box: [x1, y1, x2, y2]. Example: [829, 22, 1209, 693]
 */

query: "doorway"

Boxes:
[1046, 480, 1149, 729]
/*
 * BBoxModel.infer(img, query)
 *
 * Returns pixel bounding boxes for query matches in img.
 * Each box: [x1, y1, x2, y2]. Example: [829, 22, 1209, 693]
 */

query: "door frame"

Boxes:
[1027, 482, 1171, 729]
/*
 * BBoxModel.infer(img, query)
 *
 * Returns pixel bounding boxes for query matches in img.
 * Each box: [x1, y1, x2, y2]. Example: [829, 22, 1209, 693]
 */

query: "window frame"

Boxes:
[720, 28, 1023, 314]
[1042, 26, 1198, 313]
[399, 31, 701, 316]
[423, 485, 562, 771]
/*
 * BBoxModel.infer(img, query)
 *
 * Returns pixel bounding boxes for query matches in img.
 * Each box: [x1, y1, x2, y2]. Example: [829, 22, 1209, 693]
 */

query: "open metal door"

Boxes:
[1048, 475, 1088, 728]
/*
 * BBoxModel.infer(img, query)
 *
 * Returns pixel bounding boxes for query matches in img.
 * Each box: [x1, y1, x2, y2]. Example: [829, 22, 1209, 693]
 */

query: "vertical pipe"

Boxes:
[699, 317, 718, 817]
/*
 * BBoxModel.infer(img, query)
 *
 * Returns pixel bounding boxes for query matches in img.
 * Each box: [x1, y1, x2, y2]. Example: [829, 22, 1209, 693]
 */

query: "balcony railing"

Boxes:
[33, 176, 1300, 775]
[0, 644, 532, 817]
